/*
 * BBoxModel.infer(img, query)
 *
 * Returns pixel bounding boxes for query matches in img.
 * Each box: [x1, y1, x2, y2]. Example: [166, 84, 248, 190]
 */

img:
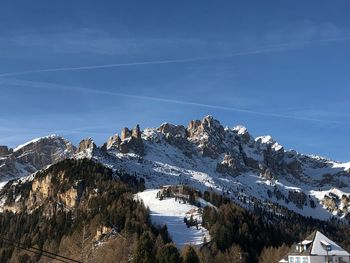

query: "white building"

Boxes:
[279, 231, 350, 263]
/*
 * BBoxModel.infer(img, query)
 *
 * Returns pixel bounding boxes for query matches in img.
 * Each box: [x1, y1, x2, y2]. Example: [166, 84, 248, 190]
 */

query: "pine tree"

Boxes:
[157, 243, 182, 263]
[182, 245, 200, 263]
[159, 224, 171, 243]
[259, 244, 289, 263]
[132, 232, 156, 263]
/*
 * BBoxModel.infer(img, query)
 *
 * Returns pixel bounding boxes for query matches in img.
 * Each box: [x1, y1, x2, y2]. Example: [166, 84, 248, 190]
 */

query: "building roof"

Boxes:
[279, 230, 350, 262]
[310, 231, 349, 256]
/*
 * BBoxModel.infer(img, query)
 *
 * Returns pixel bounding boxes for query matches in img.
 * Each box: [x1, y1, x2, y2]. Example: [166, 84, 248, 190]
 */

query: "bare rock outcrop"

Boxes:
[121, 128, 132, 140]
[187, 115, 225, 158]
[159, 123, 186, 139]
[106, 134, 121, 150]
[132, 125, 142, 139]
[216, 154, 240, 176]
[158, 123, 192, 156]
[255, 136, 285, 178]
[77, 138, 97, 155]
[106, 125, 144, 155]
[127, 125, 144, 155]
[0, 146, 12, 157]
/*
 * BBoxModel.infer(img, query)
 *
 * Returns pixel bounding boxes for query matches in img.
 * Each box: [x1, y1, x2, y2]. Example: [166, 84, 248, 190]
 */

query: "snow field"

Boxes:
[135, 189, 210, 248]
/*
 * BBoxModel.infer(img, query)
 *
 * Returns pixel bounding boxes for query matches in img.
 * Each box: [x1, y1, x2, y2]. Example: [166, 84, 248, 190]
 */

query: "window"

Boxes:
[302, 257, 308, 263]
[289, 257, 294, 263]
[295, 257, 301, 263]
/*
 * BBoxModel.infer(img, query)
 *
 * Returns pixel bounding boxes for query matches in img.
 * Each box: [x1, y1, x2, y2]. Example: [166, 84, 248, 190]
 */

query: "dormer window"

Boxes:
[296, 243, 304, 252]
[301, 240, 312, 252]
[320, 240, 332, 251]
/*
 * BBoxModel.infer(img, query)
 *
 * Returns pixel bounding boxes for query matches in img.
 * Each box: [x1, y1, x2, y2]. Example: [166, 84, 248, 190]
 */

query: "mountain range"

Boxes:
[1, 115, 349, 221]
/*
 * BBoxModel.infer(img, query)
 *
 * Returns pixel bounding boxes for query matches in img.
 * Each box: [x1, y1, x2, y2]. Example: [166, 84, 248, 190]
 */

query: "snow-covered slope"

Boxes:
[136, 189, 210, 248]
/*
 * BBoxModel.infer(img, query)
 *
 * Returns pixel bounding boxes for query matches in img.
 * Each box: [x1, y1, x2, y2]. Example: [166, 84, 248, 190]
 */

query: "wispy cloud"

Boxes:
[1, 34, 350, 77]
[9, 32, 204, 55]
[1, 77, 350, 126]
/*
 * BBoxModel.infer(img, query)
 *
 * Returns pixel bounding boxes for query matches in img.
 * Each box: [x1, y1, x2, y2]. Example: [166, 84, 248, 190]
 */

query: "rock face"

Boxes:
[121, 128, 132, 141]
[319, 192, 350, 216]
[0, 135, 75, 182]
[121, 125, 144, 155]
[0, 159, 102, 217]
[159, 123, 186, 139]
[158, 123, 192, 156]
[132, 125, 142, 139]
[254, 136, 285, 178]
[106, 134, 121, 150]
[103, 125, 144, 155]
[183, 116, 290, 179]
[0, 146, 12, 157]
[77, 138, 97, 154]
[216, 154, 240, 176]
[187, 116, 225, 158]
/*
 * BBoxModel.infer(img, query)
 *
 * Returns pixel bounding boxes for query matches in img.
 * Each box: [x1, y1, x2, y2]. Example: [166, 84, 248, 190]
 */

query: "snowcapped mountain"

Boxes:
[0, 135, 75, 181]
[73, 115, 350, 221]
[1, 116, 350, 221]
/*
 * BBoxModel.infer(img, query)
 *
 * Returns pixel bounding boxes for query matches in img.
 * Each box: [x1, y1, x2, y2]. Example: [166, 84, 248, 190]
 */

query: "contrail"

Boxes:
[0, 47, 281, 77]
[1, 36, 350, 77]
[1, 77, 349, 125]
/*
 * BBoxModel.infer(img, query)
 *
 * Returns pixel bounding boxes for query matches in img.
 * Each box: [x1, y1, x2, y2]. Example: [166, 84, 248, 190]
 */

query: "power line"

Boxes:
[0, 235, 82, 263]
[0, 238, 71, 263]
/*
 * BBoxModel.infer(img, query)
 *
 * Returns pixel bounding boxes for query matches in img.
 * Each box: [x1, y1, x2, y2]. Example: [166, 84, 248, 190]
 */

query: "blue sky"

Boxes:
[1, 1, 350, 161]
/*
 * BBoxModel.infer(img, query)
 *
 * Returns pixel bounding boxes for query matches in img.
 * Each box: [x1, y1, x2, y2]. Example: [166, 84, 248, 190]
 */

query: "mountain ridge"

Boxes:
[0, 134, 75, 181]
[1, 115, 350, 221]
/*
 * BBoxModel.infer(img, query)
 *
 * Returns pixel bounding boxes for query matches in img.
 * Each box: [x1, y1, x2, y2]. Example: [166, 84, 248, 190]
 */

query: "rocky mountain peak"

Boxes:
[255, 135, 284, 152]
[132, 124, 142, 139]
[106, 134, 121, 150]
[77, 138, 96, 154]
[186, 116, 225, 158]
[202, 115, 222, 129]
[0, 135, 75, 182]
[233, 125, 252, 143]
[13, 135, 74, 154]
[187, 115, 224, 138]
[255, 135, 274, 144]
[233, 125, 248, 135]
[121, 127, 132, 140]
[121, 124, 144, 155]
[187, 119, 201, 137]
[103, 125, 144, 155]
[158, 123, 187, 139]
